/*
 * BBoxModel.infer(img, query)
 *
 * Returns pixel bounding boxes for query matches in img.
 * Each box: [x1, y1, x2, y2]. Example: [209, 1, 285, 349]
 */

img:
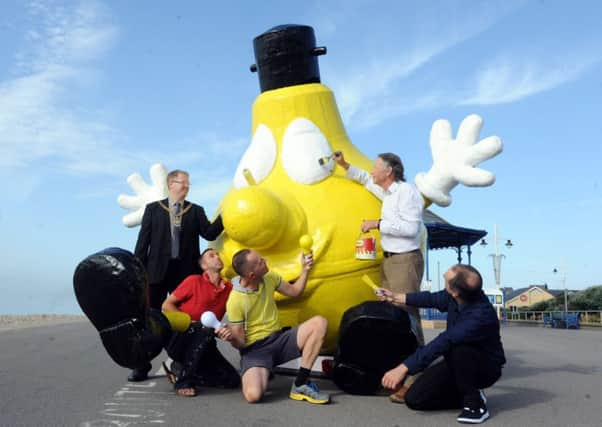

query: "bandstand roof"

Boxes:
[423, 209, 487, 250]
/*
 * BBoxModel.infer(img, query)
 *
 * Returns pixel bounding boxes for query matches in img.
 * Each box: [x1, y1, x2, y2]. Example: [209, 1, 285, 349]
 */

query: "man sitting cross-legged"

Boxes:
[226, 249, 330, 404]
[161, 248, 240, 397]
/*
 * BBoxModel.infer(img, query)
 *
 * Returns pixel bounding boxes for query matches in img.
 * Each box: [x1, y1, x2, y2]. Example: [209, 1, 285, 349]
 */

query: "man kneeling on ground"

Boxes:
[162, 248, 240, 396]
[226, 249, 330, 404]
[377, 264, 506, 424]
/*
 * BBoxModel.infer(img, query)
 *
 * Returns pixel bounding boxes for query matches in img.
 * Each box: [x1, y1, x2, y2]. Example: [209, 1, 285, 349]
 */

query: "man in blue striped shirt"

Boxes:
[377, 264, 506, 424]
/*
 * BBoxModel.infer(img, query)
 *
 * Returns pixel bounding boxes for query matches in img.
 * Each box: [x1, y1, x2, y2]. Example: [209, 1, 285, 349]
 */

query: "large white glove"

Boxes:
[117, 164, 169, 227]
[415, 114, 503, 207]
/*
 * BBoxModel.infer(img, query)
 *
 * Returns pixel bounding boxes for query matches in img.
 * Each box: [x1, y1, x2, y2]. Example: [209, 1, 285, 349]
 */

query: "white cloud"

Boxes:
[184, 132, 248, 160]
[333, 47, 439, 125]
[187, 176, 233, 215]
[163, 136, 247, 212]
[351, 94, 441, 131]
[327, 3, 519, 130]
[459, 56, 600, 105]
[1, 1, 244, 185]
[23, 0, 118, 72]
[0, 0, 121, 178]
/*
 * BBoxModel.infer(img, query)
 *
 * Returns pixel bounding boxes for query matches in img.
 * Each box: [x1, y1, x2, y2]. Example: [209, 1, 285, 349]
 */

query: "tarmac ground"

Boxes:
[0, 320, 600, 426]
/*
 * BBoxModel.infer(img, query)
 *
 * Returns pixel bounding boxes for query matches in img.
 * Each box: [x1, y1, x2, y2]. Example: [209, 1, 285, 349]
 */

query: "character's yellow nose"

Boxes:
[221, 187, 287, 249]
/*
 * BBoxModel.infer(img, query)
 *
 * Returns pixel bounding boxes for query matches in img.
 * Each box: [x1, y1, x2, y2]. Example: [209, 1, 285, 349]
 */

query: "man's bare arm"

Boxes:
[276, 254, 313, 298]
[161, 293, 182, 312]
[228, 323, 246, 349]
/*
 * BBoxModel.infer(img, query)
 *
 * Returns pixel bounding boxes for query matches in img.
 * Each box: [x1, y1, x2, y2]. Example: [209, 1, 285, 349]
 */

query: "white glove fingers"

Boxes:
[468, 136, 503, 164]
[127, 173, 150, 195]
[430, 119, 452, 144]
[456, 166, 495, 187]
[117, 194, 142, 210]
[149, 164, 168, 190]
[456, 114, 483, 147]
[122, 210, 144, 228]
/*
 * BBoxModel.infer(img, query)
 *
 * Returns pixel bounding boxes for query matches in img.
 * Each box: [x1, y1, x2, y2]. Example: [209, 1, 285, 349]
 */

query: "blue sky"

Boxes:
[1, 0, 601, 314]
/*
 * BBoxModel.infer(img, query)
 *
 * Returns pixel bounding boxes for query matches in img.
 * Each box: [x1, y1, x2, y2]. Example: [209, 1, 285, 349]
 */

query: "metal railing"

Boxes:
[420, 308, 447, 321]
[420, 308, 602, 327]
[504, 310, 602, 326]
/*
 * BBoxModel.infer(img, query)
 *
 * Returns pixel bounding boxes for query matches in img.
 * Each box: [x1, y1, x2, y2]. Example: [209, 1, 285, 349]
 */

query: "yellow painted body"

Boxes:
[214, 83, 394, 354]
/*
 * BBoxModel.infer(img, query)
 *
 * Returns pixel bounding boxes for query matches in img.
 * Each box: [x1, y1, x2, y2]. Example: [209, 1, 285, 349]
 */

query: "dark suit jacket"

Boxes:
[134, 199, 223, 285]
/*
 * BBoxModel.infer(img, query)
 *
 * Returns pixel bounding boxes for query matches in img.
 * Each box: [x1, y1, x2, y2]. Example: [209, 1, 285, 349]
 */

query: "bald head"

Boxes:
[447, 264, 483, 303]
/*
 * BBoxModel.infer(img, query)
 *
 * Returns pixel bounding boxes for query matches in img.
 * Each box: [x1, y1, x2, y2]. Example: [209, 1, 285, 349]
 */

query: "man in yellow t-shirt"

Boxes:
[226, 249, 330, 404]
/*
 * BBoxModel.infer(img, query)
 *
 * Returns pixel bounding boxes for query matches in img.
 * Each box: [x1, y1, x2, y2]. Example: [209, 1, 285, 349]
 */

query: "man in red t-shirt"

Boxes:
[162, 248, 240, 396]
[165, 249, 232, 321]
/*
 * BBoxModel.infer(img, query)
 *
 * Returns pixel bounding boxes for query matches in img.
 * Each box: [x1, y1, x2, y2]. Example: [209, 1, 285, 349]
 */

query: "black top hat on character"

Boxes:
[250, 24, 327, 92]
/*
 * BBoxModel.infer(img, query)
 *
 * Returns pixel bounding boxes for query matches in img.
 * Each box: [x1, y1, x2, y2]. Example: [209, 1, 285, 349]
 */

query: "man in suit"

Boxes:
[129, 169, 224, 381]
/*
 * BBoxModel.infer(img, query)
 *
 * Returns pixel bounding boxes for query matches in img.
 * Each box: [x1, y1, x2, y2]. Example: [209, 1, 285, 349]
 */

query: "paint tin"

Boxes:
[355, 236, 377, 260]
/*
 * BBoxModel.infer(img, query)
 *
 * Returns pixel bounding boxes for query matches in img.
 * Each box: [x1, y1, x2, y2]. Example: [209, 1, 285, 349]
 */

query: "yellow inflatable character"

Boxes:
[118, 25, 502, 354]
[214, 25, 502, 353]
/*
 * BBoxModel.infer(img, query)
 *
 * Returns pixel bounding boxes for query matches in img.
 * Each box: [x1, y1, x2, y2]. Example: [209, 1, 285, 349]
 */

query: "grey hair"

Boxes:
[167, 169, 189, 185]
[377, 153, 405, 182]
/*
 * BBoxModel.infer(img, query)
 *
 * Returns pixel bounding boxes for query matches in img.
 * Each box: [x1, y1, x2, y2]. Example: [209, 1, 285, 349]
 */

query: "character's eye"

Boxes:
[233, 124, 276, 188]
[281, 118, 333, 184]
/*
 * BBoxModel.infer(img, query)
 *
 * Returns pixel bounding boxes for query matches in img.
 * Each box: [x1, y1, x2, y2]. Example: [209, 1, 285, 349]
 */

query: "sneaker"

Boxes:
[457, 405, 490, 424]
[289, 381, 330, 404]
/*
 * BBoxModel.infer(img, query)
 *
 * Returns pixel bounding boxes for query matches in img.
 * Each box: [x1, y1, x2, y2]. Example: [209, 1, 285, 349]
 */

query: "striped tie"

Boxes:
[171, 202, 181, 259]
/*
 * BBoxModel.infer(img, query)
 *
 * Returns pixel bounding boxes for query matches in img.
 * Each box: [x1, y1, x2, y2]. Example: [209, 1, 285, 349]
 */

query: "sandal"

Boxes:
[174, 380, 197, 397]
[162, 361, 177, 385]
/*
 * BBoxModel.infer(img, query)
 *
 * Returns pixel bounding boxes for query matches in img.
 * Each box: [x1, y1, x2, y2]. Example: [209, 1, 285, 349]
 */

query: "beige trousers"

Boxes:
[381, 249, 425, 387]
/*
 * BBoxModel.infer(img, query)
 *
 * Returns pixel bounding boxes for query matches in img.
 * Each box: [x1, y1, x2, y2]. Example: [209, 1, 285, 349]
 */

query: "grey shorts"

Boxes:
[240, 327, 301, 375]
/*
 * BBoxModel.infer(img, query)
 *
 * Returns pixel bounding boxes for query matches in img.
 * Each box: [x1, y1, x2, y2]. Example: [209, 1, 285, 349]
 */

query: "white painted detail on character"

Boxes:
[414, 114, 502, 207]
[233, 124, 277, 188]
[281, 118, 334, 184]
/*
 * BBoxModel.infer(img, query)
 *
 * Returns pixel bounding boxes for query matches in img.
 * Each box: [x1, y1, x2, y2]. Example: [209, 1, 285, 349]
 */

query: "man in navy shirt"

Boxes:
[377, 264, 505, 424]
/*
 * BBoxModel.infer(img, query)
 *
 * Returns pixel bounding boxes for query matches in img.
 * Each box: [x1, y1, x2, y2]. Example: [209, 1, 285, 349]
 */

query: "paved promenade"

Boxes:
[0, 321, 600, 426]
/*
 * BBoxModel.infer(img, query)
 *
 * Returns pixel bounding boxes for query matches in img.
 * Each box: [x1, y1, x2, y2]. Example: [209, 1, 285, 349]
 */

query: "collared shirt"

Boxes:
[226, 271, 283, 347]
[171, 272, 232, 321]
[346, 165, 424, 253]
[402, 290, 507, 374]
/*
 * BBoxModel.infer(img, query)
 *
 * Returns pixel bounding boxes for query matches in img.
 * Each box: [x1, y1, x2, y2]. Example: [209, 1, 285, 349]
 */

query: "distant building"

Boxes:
[501, 287, 514, 300]
[505, 285, 563, 310]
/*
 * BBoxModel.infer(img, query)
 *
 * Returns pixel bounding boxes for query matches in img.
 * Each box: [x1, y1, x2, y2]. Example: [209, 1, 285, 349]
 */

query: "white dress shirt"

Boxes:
[346, 165, 424, 253]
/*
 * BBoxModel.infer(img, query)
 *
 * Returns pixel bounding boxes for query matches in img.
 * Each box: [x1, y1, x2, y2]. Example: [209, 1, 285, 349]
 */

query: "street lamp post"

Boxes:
[553, 267, 568, 322]
[480, 224, 513, 319]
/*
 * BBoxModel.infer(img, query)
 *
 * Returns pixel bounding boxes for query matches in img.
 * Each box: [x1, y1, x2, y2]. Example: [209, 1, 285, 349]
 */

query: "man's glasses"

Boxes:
[172, 180, 190, 185]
